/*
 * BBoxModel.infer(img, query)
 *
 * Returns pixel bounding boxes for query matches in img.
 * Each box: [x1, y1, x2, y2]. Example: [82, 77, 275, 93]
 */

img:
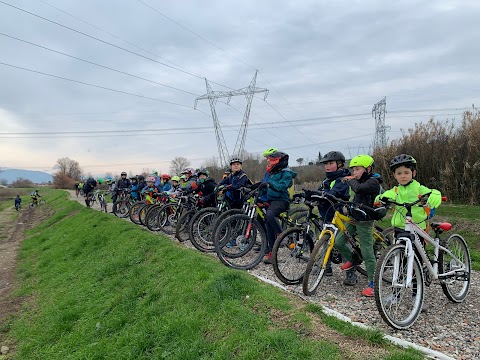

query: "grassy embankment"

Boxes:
[0, 189, 423, 360]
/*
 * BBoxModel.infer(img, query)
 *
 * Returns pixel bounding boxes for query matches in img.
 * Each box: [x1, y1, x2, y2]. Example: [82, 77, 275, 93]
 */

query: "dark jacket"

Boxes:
[346, 172, 380, 221]
[219, 170, 251, 204]
[117, 178, 131, 189]
[197, 177, 217, 207]
[318, 168, 351, 222]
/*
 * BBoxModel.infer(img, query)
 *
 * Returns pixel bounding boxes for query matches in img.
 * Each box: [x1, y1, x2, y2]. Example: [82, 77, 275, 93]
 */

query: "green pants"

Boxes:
[334, 220, 376, 282]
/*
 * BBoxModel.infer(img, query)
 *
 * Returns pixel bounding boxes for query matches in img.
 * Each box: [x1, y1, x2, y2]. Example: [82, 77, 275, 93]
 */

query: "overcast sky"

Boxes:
[1, 0, 479, 177]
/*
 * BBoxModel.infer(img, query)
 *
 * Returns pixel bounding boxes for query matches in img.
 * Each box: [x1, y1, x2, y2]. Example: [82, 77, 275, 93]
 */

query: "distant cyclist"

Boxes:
[14, 195, 22, 210]
[30, 190, 42, 205]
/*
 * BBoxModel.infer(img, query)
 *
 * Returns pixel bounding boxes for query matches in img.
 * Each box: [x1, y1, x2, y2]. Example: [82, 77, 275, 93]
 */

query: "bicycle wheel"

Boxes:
[175, 209, 195, 242]
[113, 199, 130, 218]
[139, 204, 152, 226]
[374, 243, 424, 329]
[211, 208, 244, 240]
[29, 202, 36, 209]
[157, 203, 179, 235]
[145, 204, 163, 231]
[189, 207, 218, 252]
[272, 226, 315, 285]
[302, 234, 332, 296]
[129, 201, 145, 224]
[214, 214, 267, 270]
[39, 199, 46, 206]
[438, 234, 471, 303]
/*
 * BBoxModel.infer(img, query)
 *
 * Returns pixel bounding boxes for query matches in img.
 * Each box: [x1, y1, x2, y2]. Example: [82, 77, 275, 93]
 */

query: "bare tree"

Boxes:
[54, 157, 83, 180]
[170, 157, 191, 176]
[0, 178, 7, 186]
[11, 177, 35, 188]
[296, 158, 304, 166]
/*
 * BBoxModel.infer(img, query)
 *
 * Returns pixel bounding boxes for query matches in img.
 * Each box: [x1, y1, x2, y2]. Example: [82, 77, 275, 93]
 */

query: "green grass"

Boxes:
[0, 190, 443, 359]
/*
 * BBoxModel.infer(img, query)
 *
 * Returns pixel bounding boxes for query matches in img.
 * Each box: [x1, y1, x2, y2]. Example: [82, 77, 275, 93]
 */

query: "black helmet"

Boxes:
[197, 168, 209, 176]
[319, 151, 346, 164]
[137, 175, 145, 181]
[389, 154, 417, 171]
[230, 157, 243, 165]
[121, 171, 127, 176]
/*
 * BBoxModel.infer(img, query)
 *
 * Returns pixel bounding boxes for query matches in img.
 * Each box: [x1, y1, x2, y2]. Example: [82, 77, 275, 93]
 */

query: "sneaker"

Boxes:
[324, 265, 333, 277]
[343, 269, 357, 286]
[340, 261, 354, 271]
[361, 286, 374, 297]
[263, 252, 273, 264]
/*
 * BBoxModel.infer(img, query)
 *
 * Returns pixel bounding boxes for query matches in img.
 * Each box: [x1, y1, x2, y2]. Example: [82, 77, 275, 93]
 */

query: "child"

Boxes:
[160, 174, 172, 192]
[141, 176, 160, 204]
[379, 154, 442, 236]
[255, 149, 296, 264]
[306, 151, 351, 276]
[335, 154, 380, 297]
[14, 195, 22, 210]
[130, 176, 140, 201]
[165, 176, 182, 197]
[195, 169, 217, 207]
[218, 157, 251, 209]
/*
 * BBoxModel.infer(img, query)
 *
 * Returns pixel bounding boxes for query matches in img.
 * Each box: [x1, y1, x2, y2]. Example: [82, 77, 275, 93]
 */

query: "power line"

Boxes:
[0, 0, 232, 89]
[0, 32, 199, 96]
[0, 61, 193, 108]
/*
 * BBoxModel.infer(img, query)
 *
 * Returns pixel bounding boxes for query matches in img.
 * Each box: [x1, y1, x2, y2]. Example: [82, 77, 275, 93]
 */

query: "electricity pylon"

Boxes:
[372, 97, 390, 149]
[194, 71, 269, 167]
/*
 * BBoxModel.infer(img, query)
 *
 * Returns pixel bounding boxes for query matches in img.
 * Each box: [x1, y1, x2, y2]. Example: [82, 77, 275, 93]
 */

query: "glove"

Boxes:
[427, 190, 442, 209]
[258, 182, 269, 189]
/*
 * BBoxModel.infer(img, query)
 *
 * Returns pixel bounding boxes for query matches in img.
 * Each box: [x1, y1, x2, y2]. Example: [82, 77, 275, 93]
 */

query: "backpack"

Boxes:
[280, 169, 295, 201]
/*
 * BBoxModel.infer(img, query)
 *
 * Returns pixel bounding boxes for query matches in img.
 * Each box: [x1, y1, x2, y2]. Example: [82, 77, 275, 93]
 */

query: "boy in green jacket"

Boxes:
[379, 154, 442, 235]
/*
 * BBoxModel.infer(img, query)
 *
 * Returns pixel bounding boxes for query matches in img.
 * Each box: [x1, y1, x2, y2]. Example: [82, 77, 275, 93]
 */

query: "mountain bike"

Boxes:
[98, 190, 108, 213]
[113, 189, 132, 218]
[374, 193, 471, 329]
[15, 202, 22, 211]
[29, 197, 46, 209]
[302, 193, 389, 296]
[213, 188, 304, 270]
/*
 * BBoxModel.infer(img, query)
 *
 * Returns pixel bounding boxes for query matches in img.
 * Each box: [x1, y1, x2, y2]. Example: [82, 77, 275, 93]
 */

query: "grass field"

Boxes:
[0, 189, 423, 360]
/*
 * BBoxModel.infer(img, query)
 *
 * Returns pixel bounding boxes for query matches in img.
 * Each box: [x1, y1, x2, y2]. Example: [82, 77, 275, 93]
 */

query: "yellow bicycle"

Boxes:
[302, 193, 389, 296]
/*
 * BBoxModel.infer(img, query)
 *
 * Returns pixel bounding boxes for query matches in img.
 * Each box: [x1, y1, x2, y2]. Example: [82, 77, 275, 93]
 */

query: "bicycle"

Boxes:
[374, 193, 471, 329]
[29, 197, 46, 209]
[213, 188, 305, 270]
[113, 189, 133, 218]
[302, 193, 389, 296]
[15, 202, 22, 211]
[97, 190, 108, 213]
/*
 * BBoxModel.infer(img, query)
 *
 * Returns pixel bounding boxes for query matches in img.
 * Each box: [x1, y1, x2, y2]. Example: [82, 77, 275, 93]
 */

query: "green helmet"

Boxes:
[349, 155, 374, 169]
[97, 178, 104, 184]
[152, 169, 158, 176]
[262, 147, 278, 157]
[171, 175, 180, 182]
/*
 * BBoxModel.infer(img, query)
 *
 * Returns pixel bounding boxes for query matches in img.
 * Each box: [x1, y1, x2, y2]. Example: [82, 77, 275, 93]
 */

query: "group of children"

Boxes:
[75, 148, 441, 298]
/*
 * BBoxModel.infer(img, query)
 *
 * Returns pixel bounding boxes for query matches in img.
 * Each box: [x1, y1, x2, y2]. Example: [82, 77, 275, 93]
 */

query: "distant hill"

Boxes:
[0, 169, 53, 184]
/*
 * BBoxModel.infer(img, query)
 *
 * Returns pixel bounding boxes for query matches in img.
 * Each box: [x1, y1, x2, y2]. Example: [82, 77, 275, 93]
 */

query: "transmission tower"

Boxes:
[372, 97, 390, 149]
[194, 71, 269, 167]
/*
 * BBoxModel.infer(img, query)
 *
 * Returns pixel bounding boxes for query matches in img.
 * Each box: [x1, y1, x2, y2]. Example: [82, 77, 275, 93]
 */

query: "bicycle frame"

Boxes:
[394, 216, 468, 289]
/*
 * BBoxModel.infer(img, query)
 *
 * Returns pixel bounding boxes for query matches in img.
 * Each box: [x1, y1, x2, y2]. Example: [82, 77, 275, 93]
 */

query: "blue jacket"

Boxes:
[318, 168, 351, 222]
[260, 168, 296, 202]
[219, 170, 251, 204]
[161, 181, 172, 192]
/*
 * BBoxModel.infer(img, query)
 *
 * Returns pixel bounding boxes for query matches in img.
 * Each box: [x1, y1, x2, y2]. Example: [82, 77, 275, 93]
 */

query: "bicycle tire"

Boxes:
[145, 204, 163, 231]
[189, 207, 218, 253]
[272, 226, 315, 285]
[211, 208, 244, 241]
[214, 213, 267, 270]
[374, 243, 424, 329]
[302, 234, 332, 296]
[113, 199, 130, 218]
[39, 199, 46, 206]
[438, 234, 471, 303]
[175, 209, 195, 242]
[129, 201, 145, 224]
[138, 203, 151, 225]
[157, 203, 179, 235]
